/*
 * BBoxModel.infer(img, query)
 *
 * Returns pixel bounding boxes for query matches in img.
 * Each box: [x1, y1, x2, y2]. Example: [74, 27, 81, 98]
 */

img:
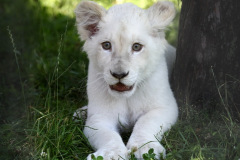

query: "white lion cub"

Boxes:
[75, 1, 178, 159]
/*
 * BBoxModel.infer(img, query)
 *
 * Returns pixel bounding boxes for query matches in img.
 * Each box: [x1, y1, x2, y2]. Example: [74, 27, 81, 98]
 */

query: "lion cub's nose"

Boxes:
[110, 71, 129, 79]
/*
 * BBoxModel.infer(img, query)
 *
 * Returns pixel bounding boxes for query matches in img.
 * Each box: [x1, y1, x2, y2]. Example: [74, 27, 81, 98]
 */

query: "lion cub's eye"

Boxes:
[102, 41, 111, 50]
[132, 43, 143, 52]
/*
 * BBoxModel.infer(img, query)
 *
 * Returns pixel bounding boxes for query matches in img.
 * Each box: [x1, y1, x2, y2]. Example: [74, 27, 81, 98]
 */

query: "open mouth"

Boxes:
[110, 82, 134, 92]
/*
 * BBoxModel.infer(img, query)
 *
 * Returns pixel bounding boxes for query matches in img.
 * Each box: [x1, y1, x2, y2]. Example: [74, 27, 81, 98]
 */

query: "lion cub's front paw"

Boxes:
[127, 142, 166, 159]
[87, 146, 128, 160]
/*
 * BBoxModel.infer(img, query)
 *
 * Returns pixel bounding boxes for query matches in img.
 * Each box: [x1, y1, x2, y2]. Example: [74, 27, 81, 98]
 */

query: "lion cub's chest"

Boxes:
[117, 99, 147, 131]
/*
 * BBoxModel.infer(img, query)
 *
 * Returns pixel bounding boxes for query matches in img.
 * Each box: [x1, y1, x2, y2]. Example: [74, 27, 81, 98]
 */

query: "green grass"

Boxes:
[28, 101, 91, 159]
[27, 98, 240, 159]
[2, 0, 240, 160]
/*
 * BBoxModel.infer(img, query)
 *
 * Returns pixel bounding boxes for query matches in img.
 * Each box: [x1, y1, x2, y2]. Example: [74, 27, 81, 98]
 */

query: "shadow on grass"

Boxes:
[0, 0, 88, 159]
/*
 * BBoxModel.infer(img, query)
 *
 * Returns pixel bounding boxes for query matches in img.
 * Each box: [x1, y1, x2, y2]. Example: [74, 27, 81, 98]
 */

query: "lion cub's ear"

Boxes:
[75, 1, 106, 40]
[147, 1, 176, 34]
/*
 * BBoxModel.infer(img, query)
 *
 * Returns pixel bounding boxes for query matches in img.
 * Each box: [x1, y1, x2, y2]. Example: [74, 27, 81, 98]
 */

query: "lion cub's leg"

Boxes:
[84, 114, 128, 160]
[127, 107, 177, 159]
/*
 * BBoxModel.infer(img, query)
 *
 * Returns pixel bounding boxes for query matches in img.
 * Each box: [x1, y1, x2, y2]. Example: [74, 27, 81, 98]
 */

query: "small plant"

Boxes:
[129, 148, 160, 160]
[142, 148, 157, 160]
[129, 147, 138, 160]
[91, 154, 104, 160]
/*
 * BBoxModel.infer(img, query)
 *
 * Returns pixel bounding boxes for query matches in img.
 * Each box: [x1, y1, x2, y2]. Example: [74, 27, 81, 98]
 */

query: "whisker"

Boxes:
[87, 74, 104, 86]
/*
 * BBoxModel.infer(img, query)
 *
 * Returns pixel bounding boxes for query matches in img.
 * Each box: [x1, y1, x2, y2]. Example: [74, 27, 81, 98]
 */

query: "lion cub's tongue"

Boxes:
[110, 83, 132, 92]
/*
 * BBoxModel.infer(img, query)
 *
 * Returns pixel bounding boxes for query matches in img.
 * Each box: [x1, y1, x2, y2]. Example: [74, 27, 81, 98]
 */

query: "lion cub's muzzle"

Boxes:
[109, 70, 134, 92]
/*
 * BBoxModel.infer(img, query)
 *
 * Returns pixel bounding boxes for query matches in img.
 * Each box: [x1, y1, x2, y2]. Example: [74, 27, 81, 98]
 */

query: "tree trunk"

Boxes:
[172, 0, 240, 116]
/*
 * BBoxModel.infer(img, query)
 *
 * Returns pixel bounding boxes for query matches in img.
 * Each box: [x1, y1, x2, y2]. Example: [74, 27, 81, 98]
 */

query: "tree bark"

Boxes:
[172, 0, 240, 116]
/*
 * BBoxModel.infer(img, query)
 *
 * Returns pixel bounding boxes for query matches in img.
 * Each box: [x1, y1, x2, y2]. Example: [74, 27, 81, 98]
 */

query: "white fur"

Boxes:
[75, 1, 178, 159]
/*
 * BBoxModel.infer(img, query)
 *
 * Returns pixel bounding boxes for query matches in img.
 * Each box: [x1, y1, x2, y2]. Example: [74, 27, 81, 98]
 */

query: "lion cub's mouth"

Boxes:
[110, 82, 134, 92]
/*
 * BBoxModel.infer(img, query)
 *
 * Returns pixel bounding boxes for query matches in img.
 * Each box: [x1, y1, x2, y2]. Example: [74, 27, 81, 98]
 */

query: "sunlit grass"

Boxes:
[39, 0, 181, 16]
[39, 0, 79, 17]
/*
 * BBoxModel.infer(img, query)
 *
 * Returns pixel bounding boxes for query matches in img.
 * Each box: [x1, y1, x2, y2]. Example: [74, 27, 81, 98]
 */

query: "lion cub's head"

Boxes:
[75, 1, 175, 97]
